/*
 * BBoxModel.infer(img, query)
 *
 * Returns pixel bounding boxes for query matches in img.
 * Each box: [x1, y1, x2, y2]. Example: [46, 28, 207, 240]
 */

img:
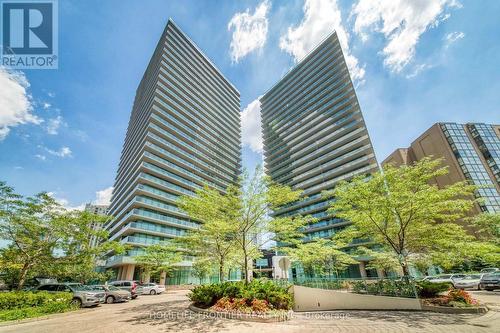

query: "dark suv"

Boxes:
[35, 283, 105, 307]
[480, 272, 500, 291]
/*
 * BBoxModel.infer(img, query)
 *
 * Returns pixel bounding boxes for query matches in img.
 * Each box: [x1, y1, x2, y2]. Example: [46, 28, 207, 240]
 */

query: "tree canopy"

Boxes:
[178, 166, 313, 283]
[134, 243, 182, 278]
[329, 157, 499, 275]
[0, 181, 125, 289]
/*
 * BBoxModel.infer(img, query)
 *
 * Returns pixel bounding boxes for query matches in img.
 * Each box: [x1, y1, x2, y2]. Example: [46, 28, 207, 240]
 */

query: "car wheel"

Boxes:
[150, 289, 157, 295]
[485, 288, 494, 291]
[105, 296, 115, 304]
[71, 298, 82, 308]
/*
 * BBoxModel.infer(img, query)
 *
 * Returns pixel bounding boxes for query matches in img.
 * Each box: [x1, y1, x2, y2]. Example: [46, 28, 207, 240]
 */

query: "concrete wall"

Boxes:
[292, 286, 421, 311]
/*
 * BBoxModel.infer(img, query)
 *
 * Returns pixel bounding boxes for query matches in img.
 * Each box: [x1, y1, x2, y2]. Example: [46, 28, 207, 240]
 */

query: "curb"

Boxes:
[421, 304, 489, 314]
[188, 304, 292, 322]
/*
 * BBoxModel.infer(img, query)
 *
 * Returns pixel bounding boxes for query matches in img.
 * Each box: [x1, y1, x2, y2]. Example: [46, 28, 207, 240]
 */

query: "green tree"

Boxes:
[135, 243, 182, 281]
[191, 258, 214, 284]
[471, 213, 500, 245]
[354, 247, 401, 275]
[178, 185, 240, 282]
[329, 158, 480, 276]
[234, 167, 312, 283]
[285, 238, 357, 277]
[179, 167, 312, 284]
[0, 181, 125, 289]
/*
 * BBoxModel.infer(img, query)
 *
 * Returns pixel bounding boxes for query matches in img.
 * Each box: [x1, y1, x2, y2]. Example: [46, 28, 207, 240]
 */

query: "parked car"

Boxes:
[422, 274, 466, 284]
[140, 283, 166, 295]
[480, 272, 500, 291]
[480, 268, 499, 274]
[87, 285, 131, 304]
[35, 283, 105, 307]
[108, 280, 141, 299]
[453, 274, 484, 290]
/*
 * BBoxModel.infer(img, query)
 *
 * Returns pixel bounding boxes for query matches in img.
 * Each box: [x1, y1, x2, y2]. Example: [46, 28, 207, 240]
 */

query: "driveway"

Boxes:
[1, 290, 499, 333]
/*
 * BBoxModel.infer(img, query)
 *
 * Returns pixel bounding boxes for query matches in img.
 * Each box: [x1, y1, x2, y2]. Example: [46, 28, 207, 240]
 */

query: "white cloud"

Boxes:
[46, 115, 65, 135]
[94, 186, 113, 206]
[444, 31, 465, 47]
[0, 68, 42, 140]
[405, 63, 435, 79]
[44, 146, 72, 158]
[228, 0, 270, 63]
[241, 98, 263, 154]
[352, 0, 461, 72]
[47, 192, 85, 211]
[35, 154, 46, 161]
[47, 186, 113, 212]
[74, 129, 88, 142]
[42, 102, 51, 109]
[279, 0, 365, 83]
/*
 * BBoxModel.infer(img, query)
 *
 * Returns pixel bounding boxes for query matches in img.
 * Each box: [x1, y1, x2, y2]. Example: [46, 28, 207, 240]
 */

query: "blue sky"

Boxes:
[1, 0, 499, 208]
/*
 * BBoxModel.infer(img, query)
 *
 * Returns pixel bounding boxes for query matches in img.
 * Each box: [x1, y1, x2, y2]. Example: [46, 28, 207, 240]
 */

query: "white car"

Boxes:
[423, 274, 466, 284]
[141, 283, 166, 295]
[454, 274, 484, 290]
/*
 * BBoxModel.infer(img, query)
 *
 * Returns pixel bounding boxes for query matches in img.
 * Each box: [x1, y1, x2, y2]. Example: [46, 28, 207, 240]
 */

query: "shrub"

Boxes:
[0, 291, 72, 310]
[251, 299, 270, 313]
[447, 289, 477, 305]
[0, 292, 74, 322]
[351, 279, 417, 298]
[415, 281, 451, 298]
[189, 279, 293, 311]
[188, 285, 218, 307]
[212, 297, 271, 313]
[212, 297, 234, 311]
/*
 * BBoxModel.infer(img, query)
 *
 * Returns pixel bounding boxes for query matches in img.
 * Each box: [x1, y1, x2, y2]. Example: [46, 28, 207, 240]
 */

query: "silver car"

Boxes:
[35, 283, 105, 307]
[422, 274, 466, 284]
[453, 274, 484, 290]
[140, 283, 166, 295]
[87, 285, 131, 304]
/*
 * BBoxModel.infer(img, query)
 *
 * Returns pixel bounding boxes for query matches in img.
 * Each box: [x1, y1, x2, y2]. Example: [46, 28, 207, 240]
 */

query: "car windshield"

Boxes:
[463, 275, 480, 280]
[107, 285, 120, 291]
[439, 275, 451, 279]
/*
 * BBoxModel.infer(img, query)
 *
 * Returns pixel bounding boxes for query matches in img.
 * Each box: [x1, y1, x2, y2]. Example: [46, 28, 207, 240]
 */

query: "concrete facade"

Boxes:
[84, 203, 109, 249]
[104, 19, 241, 283]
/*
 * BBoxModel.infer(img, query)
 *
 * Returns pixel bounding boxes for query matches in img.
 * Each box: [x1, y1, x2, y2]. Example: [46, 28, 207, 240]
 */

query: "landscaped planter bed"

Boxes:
[188, 279, 294, 321]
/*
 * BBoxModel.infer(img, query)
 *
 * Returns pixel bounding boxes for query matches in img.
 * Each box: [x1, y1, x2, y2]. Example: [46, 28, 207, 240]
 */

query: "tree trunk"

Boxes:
[219, 259, 224, 283]
[17, 262, 31, 290]
[243, 247, 249, 284]
[400, 259, 410, 277]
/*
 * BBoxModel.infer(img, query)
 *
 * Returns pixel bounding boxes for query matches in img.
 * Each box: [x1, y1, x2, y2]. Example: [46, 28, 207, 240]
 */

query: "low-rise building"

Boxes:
[383, 122, 500, 216]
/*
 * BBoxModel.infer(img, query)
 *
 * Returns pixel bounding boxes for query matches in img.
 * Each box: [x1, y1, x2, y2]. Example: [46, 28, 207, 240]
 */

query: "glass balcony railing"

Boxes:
[133, 208, 199, 229]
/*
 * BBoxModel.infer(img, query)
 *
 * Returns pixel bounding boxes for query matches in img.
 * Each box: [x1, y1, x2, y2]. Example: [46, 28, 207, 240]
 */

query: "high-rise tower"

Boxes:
[261, 32, 378, 278]
[104, 20, 241, 284]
